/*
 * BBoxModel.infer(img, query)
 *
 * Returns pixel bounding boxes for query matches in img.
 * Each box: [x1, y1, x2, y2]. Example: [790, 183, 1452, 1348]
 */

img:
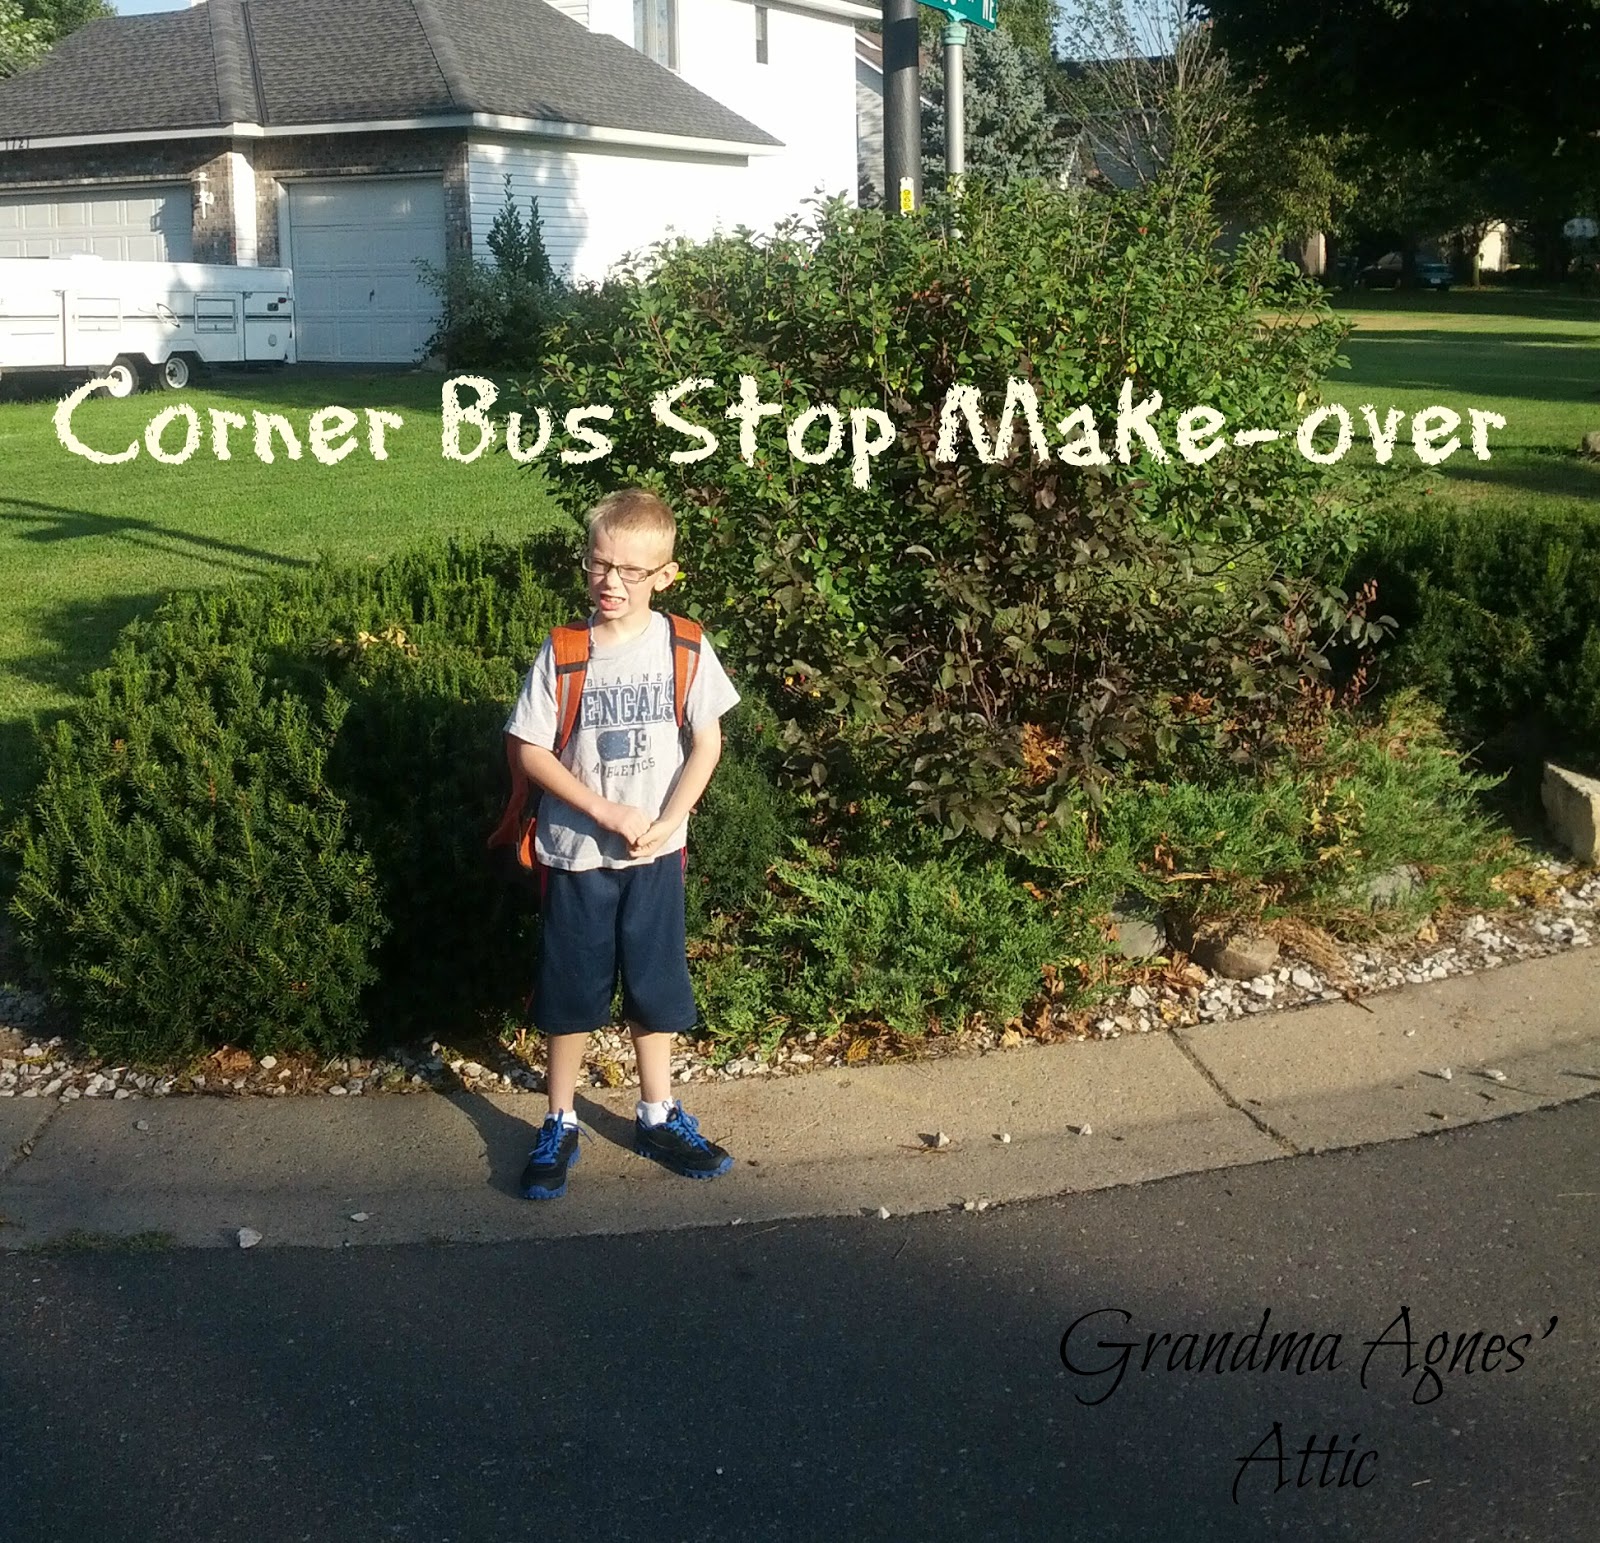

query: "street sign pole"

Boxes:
[944, 18, 967, 189]
[883, 0, 922, 213]
[923, 0, 997, 30]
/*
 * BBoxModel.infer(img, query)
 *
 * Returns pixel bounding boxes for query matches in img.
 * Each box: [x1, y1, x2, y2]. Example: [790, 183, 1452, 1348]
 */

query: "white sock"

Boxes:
[637, 1098, 674, 1127]
[551, 1108, 578, 1130]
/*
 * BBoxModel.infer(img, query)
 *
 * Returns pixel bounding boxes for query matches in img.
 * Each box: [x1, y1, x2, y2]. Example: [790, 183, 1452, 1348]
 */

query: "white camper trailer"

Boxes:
[0, 256, 295, 395]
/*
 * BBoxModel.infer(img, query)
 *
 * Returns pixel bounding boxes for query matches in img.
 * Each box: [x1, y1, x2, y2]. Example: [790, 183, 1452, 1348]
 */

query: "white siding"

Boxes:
[560, 0, 860, 231]
[674, 0, 856, 228]
[470, 137, 754, 284]
[546, 0, 590, 19]
[856, 56, 883, 199]
[589, 0, 633, 46]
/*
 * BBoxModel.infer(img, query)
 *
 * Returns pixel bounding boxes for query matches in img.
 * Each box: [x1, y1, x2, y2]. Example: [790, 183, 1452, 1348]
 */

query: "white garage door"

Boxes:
[286, 177, 445, 363]
[0, 185, 194, 260]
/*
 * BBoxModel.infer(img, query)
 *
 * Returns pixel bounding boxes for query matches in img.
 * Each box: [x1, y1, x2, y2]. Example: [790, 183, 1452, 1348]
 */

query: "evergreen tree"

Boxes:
[486, 175, 556, 290]
[922, 25, 1062, 193]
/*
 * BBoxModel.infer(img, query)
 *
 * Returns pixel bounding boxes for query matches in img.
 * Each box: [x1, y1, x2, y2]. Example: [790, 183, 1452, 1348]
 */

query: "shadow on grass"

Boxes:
[0, 712, 51, 822]
[179, 365, 473, 413]
[0, 365, 458, 414]
[1442, 449, 1600, 504]
[0, 588, 181, 816]
[0, 584, 231, 815]
[1331, 288, 1600, 323]
[1336, 335, 1600, 404]
[4, 587, 188, 698]
[0, 497, 318, 579]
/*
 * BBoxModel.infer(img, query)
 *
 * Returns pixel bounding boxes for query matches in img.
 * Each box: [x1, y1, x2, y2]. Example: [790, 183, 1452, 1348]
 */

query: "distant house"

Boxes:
[851, 27, 939, 205]
[855, 28, 883, 200]
[0, 0, 870, 362]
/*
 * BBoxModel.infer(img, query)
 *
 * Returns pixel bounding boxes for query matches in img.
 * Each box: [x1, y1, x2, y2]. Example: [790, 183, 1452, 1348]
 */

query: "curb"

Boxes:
[1, 947, 1596, 1251]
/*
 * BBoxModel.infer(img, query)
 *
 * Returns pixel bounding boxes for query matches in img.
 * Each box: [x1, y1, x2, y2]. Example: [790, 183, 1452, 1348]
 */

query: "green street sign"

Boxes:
[920, 0, 997, 29]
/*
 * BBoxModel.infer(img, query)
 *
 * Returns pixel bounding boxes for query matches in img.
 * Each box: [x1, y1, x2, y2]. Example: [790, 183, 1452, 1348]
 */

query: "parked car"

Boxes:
[1356, 252, 1453, 290]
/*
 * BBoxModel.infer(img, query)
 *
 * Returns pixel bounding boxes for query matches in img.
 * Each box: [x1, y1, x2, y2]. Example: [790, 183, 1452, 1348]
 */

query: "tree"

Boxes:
[22, 0, 111, 46]
[0, 0, 46, 78]
[1054, 0, 1240, 202]
[1214, 113, 1363, 245]
[1201, 0, 1600, 179]
[992, 0, 1056, 63]
[486, 175, 556, 290]
[2, 0, 110, 77]
[916, 0, 1060, 66]
[922, 24, 1063, 192]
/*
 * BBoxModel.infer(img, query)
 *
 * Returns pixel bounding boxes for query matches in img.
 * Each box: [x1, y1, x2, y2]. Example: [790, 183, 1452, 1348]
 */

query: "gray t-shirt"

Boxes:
[504, 612, 740, 871]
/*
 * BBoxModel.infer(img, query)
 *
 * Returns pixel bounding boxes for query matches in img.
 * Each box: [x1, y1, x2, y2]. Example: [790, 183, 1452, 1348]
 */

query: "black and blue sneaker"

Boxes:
[520, 1114, 581, 1200]
[634, 1102, 734, 1180]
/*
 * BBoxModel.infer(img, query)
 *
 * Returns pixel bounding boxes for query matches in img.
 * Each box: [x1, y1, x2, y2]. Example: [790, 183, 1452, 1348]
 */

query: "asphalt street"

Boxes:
[3, 1096, 1595, 1543]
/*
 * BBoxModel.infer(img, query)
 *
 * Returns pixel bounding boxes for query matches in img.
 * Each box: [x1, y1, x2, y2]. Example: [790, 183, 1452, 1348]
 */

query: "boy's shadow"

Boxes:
[444, 1082, 637, 1197]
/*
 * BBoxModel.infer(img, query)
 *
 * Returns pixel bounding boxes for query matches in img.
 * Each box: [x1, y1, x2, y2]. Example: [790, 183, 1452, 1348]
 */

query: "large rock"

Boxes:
[1582, 430, 1600, 459]
[1190, 927, 1280, 980]
[1543, 762, 1600, 863]
[1108, 893, 1168, 958]
[1364, 863, 1423, 910]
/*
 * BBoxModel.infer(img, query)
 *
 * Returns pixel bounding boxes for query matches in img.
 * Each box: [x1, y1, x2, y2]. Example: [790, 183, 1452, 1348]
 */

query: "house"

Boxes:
[852, 27, 937, 206]
[854, 29, 882, 202]
[0, 0, 870, 362]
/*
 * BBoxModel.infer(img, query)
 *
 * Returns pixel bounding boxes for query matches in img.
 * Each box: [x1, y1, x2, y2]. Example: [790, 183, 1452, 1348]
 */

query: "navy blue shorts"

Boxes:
[532, 851, 698, 1036]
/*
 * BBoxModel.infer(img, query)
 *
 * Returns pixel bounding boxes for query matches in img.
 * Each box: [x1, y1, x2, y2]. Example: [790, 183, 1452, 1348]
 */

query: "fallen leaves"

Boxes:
[210, 1045, 254, 1077]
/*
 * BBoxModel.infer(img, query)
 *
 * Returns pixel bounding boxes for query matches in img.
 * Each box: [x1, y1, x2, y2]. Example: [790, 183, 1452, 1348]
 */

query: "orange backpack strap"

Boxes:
[667, 614, 702, 727]
[550, 620, 592, 754]
[488, 621, 591, 863]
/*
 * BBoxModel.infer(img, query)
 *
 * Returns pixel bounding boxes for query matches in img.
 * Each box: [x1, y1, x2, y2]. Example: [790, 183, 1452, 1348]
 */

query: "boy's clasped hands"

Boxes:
[597, 799, 673, 859]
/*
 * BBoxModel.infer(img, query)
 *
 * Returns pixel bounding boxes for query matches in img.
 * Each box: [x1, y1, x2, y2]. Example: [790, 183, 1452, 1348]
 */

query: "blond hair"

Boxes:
[586, 489, 677, 560]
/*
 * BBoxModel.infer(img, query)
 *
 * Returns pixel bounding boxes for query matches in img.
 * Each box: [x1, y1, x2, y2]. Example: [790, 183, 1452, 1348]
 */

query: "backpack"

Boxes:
[488, 613, 704, 901]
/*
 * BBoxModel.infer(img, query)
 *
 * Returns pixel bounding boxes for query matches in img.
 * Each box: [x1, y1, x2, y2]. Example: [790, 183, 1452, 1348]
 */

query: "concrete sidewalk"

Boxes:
[2, 948, 1596, 1250]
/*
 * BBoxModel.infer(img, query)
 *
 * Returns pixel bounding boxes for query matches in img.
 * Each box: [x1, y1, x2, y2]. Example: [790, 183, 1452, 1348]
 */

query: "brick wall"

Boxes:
[0, 140, 227, 193]
[250, 128, 470, 263]
[192, 148, 236, 263]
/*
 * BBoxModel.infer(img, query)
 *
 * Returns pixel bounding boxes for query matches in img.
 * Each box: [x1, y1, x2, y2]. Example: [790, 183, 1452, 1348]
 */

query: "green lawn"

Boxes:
[1323, 287, 1600, 519]
[2, 293, 1597, 815]
[0, 368, 562, 810]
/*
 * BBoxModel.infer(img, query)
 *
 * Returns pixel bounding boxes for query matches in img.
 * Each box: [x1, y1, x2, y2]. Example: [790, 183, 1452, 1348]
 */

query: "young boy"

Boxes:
[504, 488, 740, 1199]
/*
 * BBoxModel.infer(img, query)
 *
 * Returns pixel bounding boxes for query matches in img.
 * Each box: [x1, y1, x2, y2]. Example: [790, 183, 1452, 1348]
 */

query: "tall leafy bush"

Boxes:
[421, 176, 563, 369]
[525, 181, 1379, 844]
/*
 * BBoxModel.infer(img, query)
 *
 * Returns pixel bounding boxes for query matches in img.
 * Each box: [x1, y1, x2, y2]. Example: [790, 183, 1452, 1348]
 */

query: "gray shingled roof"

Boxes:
[0, 0, 782, 146]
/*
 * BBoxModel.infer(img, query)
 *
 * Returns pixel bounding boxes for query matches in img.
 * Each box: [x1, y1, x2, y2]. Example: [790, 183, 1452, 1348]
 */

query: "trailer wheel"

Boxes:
[158, 353, 195, 391]
[101, 357, 140, 399]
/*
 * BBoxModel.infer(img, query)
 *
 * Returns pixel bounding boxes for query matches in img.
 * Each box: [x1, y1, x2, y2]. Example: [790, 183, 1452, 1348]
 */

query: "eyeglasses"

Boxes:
[582, 559, 672, 584]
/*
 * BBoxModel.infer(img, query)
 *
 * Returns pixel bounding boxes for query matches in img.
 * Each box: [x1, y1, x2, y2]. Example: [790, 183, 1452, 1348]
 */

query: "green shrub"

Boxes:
[755, 847, 1072, 1039]
[1345, 496, 1600, 775]
[684, 695, 805, 935]
[1024, 692, 1514, 935]
[421, 176, 563, 369]
[6, 655, 384, 1064]
[4, 530, 810, 1061]
[527, 179, 1382, 844]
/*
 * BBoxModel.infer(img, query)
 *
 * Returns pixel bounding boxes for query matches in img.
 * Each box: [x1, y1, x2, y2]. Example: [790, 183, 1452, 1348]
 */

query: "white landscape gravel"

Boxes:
[0, 862, 1594, 1104]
